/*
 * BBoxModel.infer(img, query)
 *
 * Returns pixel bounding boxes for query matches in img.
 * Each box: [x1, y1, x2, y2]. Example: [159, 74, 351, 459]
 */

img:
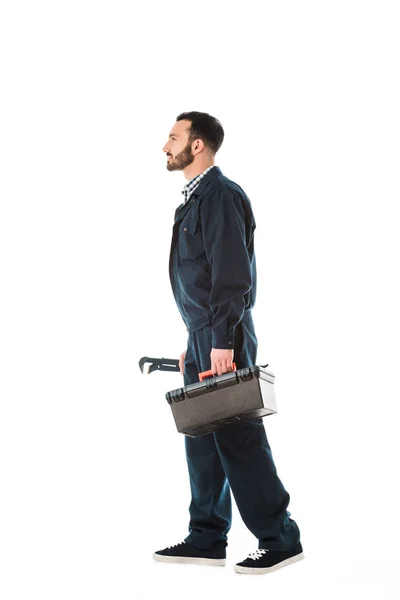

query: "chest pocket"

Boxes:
[178, 216, 204, 260]
[179, 217, 198, 236]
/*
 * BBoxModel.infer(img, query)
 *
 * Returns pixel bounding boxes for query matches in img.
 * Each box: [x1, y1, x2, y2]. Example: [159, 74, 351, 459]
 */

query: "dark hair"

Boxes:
[176, 111, 224, 155]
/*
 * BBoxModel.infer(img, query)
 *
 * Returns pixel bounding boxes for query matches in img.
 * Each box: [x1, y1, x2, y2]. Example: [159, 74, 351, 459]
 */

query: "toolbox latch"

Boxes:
[165, 388, 186, 404]
[238, 367, 253, 382]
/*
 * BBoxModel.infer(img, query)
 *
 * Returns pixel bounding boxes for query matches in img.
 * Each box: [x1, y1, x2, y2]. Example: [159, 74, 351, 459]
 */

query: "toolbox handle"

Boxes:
[198, 363, 237, 382]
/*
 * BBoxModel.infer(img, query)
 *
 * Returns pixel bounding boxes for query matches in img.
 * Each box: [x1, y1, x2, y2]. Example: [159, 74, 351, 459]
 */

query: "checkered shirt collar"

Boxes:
[182, 165, 216, 204]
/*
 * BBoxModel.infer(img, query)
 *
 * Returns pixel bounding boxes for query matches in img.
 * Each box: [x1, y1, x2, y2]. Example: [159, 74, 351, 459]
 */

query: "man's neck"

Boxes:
[183, 162, 215, 182]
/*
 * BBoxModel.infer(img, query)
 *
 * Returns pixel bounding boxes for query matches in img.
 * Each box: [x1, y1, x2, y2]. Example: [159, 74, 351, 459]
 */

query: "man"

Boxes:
[154, 111, 304, 575]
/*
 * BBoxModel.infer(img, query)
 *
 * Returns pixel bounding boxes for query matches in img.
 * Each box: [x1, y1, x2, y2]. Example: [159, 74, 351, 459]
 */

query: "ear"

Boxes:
[193, 138, 204, 152]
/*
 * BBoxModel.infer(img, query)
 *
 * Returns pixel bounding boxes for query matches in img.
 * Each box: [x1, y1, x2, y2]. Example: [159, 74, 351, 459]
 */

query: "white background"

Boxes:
[1, 1, 399, 598]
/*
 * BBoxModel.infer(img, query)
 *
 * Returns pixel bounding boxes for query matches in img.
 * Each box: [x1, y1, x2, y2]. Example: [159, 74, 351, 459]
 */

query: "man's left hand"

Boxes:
[210, 348, 234, 376]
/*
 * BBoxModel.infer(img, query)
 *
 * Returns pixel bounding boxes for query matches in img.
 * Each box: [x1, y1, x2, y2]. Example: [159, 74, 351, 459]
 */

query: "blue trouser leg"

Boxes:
[182, 336, 231, 551]
[183, 311, 301, 552]
[184, 431, 232, 551]
[213, 419, 300, 550]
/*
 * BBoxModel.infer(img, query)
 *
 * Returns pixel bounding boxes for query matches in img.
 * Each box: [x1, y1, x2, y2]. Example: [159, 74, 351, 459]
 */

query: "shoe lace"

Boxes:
[248, 549, 268, 560]
[167, 542, 185, 549]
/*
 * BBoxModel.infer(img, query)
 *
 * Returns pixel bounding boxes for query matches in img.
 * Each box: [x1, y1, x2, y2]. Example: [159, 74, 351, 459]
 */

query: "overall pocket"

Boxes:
[178, 216, 204, 261]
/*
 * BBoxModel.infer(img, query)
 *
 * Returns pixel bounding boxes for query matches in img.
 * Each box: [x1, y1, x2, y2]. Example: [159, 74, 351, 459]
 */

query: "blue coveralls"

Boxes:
[169, 166, 301, 552]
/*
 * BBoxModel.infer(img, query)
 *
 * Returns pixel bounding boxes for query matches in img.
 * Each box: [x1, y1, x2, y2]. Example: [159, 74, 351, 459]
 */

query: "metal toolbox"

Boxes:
[165, 364, 277, 437]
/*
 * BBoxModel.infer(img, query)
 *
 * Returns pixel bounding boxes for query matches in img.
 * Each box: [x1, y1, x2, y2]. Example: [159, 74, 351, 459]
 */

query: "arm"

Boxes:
[200, 185, 254, 350]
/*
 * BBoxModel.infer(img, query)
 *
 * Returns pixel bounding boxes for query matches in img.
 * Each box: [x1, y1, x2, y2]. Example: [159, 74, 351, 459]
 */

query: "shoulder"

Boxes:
[201, 174, 254, 220]
[203, 173, 250, 204]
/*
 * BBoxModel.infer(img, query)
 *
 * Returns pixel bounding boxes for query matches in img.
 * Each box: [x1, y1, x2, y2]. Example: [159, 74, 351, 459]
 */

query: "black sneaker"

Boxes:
[153, 541, 226, 566]
[234, 542, 304, 575]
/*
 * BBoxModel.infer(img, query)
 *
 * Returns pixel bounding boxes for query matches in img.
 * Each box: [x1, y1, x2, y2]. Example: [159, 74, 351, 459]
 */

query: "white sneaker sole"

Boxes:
[153, 553, 226, 566]
[234, 551, 304, 575]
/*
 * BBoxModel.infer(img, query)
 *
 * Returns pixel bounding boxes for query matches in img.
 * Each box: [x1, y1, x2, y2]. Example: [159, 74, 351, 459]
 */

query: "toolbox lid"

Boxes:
[165, 364, 274, 405]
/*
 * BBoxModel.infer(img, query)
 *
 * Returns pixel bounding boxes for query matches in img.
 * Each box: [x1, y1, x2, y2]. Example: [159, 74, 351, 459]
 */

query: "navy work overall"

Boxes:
[169, 166, 301, 551]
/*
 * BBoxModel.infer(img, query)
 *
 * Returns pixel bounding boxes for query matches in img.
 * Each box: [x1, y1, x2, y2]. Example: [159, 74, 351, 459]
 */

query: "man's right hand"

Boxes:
[179, 350, 186, 374]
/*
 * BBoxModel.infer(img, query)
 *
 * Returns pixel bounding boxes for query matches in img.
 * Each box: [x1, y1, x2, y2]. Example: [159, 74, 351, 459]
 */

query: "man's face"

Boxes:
[163, 119, 195, 171]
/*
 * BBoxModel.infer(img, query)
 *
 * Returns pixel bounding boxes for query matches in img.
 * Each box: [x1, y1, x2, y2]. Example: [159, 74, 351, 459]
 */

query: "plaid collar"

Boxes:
[182, 165, 216, 204]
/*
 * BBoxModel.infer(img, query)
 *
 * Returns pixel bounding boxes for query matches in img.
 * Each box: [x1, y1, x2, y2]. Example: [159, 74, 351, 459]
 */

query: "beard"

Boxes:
[166, 142, 195, 171]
